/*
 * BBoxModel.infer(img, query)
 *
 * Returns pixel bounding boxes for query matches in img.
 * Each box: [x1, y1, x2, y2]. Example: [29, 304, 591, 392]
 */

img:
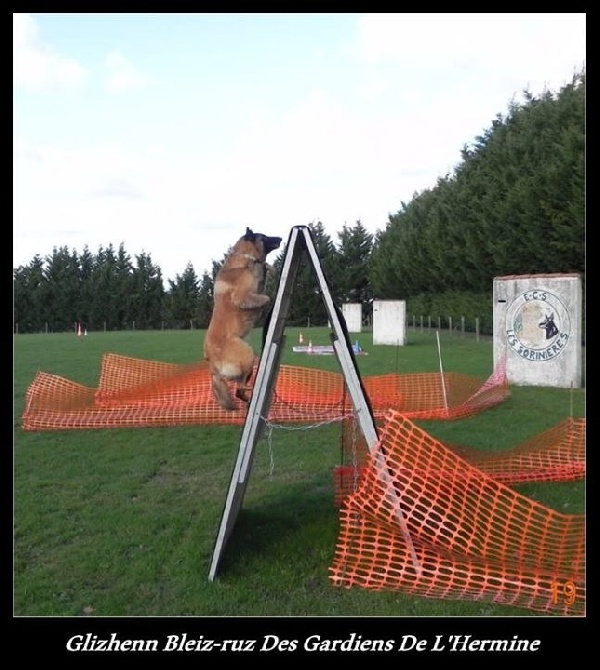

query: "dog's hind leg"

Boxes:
[235, 369, 254, 404]
[211, 373, 237, 411]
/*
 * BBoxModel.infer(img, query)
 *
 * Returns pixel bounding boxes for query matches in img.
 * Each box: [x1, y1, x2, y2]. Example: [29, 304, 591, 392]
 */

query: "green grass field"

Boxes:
[13, 327, 585, 617]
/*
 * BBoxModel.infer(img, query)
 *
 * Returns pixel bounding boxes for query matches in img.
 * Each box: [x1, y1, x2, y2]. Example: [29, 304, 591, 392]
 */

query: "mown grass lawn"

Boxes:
[13, 327, 585, 619]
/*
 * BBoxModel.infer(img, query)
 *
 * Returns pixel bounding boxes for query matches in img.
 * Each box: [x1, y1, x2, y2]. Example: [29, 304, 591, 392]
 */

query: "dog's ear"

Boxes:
[244, 227, 255, 241]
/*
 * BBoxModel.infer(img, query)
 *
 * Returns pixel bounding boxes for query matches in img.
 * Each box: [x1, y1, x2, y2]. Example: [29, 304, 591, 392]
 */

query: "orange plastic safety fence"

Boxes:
[334, 417, 586, 505]
[363, 354, 509, 421]
[329, 410, 585, 615]
[22, 353, 509, 431]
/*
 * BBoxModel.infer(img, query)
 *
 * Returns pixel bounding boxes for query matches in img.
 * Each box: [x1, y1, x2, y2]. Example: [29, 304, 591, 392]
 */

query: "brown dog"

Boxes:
[204, 227, 282, 410]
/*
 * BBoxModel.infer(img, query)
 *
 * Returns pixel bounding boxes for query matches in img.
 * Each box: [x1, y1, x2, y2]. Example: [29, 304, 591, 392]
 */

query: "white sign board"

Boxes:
[342, 303, 362, 333]
[373, 300, 406, 346]
[493, 273, 582, 388]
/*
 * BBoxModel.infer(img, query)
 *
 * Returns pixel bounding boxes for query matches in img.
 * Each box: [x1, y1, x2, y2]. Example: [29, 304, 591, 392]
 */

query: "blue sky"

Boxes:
[13, 13, 586, 285]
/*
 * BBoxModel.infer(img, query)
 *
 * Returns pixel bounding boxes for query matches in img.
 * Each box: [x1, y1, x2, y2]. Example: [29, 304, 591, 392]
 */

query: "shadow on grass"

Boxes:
[215, 475, 339, 577]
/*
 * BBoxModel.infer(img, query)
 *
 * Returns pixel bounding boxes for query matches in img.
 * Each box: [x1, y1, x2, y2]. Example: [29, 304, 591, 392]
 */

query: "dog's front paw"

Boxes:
[235, 292, 270, 310]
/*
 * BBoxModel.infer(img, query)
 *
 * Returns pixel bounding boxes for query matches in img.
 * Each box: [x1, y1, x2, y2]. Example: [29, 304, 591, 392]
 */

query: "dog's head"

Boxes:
[240, 227, 282, 259]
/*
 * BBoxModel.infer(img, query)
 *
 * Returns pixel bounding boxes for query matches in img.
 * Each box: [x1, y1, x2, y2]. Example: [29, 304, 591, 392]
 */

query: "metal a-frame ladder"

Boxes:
[208, 225, 419, 581]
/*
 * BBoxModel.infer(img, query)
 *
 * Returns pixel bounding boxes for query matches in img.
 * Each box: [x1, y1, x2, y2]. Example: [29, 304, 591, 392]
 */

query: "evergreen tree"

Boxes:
[43, 246, 81, 331]
[287, 221, 339, 326]
[78, 245, 95, 328]
[370, 70, 585, 300]
[114, 243, 134, 329]
[131, 252, 165, 329]
[165, 262, 200, 329]
[13, 255, 45, 333]
[196, 271, 214, 329]
[336, 220, 373, 323]
[91, 244, 118, 330]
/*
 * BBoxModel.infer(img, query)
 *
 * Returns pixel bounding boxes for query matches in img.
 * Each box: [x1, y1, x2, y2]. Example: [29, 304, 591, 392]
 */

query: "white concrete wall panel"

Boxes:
[373, 300, 406, 346]
[342, 303, 362, 333]
[493, 273, 582, 388]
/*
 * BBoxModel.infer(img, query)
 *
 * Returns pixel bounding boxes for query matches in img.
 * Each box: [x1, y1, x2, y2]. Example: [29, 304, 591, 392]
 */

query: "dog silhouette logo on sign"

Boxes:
[539, 313, 559, 340]
[505, 290, 571, 362]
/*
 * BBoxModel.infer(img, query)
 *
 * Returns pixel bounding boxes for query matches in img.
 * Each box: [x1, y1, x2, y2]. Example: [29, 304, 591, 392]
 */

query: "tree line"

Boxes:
[14, 71, 584, 335]
[12, 221, 374, 333]
[369, 71, 585, 330]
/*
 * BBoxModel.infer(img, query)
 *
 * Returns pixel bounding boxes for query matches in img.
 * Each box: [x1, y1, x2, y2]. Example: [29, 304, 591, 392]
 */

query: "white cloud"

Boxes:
[90, 177, 145, 199]
[202, 87, 467, 228]
[104, 50, 150, 93]
[12, 135, 235, 278]
[14, 140, 149, 201]
[13, 13, 586, 283]
[13, 13, 87, 92]
[356, 13, 585, 94]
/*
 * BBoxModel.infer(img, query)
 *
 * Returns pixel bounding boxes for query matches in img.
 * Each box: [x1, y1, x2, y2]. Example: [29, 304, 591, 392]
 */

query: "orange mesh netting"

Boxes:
[334, 416, 586, 505]
[329, 410, 585, 615]
[21, 353, 509, 431]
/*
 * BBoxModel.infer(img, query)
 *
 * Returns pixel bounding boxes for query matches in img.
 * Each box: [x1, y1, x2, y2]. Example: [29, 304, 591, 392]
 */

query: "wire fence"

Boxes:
[407, 315, 490, 342]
